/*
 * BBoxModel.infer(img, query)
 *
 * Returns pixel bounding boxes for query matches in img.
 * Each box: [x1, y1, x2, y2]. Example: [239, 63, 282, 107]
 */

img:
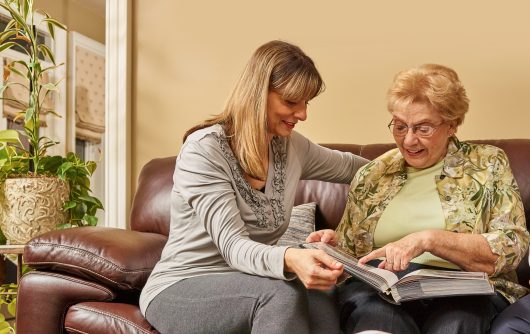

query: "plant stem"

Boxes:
[29, 22, 39, 172]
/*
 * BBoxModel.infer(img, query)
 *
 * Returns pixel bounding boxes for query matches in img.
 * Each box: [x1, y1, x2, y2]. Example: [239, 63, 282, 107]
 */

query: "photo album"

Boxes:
[301, 242, 495, 304]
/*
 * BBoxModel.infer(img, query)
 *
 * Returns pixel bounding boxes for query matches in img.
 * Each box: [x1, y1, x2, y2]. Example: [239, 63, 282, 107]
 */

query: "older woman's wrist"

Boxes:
[421, 230, 437, 253]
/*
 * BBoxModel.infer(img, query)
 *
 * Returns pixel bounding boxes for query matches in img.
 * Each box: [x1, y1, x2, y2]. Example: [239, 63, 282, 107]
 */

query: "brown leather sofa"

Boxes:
[16, 139, 530, 334]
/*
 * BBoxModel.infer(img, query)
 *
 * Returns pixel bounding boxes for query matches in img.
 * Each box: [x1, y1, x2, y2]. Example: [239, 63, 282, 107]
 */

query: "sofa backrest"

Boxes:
[129, 139, 530, 283]
[130, 156, 174, 235]
[295, 139, 530, 232]
[131, 139, 530, 236]
[294, 139, 530, 286]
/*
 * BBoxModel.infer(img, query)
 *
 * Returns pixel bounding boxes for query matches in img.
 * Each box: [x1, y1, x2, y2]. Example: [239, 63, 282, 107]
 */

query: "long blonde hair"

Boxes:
[184, 40, 324, 180]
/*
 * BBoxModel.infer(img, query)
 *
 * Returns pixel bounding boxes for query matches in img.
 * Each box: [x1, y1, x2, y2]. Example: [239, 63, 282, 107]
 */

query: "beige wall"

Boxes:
[35, 0, 105, 44]
[133, 1, 530, 185]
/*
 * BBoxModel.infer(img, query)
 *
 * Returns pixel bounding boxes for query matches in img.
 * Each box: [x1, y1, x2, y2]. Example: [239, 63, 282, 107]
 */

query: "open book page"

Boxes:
[390, 269, 494, 302]
[401, 269, 488, 280]
[301, 242, 495, 304]
[300, 242, 399, 292]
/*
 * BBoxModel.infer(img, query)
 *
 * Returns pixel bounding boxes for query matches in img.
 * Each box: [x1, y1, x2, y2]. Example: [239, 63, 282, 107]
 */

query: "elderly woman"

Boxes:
[309, 64, 529, 333]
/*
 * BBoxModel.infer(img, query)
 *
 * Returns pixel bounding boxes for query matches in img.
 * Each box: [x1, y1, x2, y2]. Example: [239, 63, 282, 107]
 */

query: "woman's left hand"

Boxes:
[284, 248, 343, 290]
[358, 231, 430, 272]
[305, 229, 339, 246]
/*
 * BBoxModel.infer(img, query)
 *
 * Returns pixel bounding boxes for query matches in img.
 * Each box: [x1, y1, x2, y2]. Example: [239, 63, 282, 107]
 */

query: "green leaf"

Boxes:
[84, 214, 98, 226]
[24, 106, 34, 123]
[1, 2, 28, 32]
[0, 83, 9, 95]
[86, 161, 97, 174]
[7, 63, 28, 80]
[0, 30, 17, 44]
[57, 161, 74, 176]
[23, 0, 30, 19]
[0, 3, 16, 19]
[0, 41, 16, 53]
[40, 62, 64, 74]
[38, 155, 63, 172]
[78, 195, 101, 205]
[5, 18, 16, 31]
[0, 130, 20, 144]
[12, 111, 25, 124]
[38, 44, 55, 65]
[41, 109, 61, 117]
[10, 60, 30, 71]
[0, 326, 11, 334]
[66, 151, 77, 161]
[6, 299, 16, 316]
[42, 18, 67, 31]
[42, 82, 58, 91]
[47, 20, 54, 39]
[63, 200, 76, 210]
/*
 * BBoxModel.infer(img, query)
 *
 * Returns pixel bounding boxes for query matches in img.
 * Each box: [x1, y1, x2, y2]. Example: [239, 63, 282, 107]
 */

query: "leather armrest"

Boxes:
[24, 226, 167, 290]
[17, 271, 116, 334]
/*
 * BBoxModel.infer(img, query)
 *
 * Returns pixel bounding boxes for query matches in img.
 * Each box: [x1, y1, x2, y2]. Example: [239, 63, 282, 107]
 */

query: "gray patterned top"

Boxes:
[140, 124, 367, 314]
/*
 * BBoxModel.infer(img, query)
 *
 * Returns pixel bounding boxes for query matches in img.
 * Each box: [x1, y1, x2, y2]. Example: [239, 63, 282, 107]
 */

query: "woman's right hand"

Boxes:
[284, 248, 343, 290]
[305, 229, 339, 245]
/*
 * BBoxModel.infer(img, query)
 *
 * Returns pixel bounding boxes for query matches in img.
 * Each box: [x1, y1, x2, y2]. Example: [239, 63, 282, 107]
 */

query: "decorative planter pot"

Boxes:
[0, 176, 69, 244]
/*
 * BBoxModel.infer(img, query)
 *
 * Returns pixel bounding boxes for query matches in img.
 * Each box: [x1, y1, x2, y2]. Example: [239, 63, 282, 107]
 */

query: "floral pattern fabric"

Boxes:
[336, 137, 529, 303]
[212, 132, 287, 230]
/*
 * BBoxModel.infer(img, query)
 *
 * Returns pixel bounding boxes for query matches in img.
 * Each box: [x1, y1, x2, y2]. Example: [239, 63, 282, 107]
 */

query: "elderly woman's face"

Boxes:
[391, 103, 455, 169]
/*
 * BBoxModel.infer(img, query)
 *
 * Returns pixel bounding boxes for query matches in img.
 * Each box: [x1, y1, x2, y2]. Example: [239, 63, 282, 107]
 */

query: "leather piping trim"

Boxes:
[24, 261, 141, 290]
[27, 243, 155, 272]
[66, 304, 153, 334]
[24, 271, 115, 297]
[63, 328, 88, 334]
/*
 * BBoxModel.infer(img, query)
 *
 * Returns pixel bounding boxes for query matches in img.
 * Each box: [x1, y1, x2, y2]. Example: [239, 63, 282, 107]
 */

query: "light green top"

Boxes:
[374, 160, 459, 269]
[337, 137, 530, 303]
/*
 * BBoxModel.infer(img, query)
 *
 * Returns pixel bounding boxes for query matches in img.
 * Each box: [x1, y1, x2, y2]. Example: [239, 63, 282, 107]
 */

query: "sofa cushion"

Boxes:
[65, 302, 159, 334]
[295, 180, 350, 230]
[24, 226, 168, 291]
[277, 202, 316, 247]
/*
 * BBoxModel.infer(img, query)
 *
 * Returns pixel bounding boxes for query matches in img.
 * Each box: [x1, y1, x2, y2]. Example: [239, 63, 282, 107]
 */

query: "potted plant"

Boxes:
[0, 0, 103, 245]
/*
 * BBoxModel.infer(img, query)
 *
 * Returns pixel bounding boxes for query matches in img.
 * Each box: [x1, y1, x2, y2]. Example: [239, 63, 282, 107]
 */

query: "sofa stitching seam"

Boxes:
[26, 271, 116, 296]
[25, 262, 137, 289]
[70, 305, 152, 333]
[64, 327, 88, 334]
[27, 243, 155, 272]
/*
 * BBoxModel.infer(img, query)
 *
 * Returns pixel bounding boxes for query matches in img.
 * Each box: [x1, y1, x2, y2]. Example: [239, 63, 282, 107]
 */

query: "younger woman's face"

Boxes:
[266, 91, 308, 138]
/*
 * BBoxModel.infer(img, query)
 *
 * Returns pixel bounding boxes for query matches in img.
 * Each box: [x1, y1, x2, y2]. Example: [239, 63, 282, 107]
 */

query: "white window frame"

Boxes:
[105, 0, 131, 229]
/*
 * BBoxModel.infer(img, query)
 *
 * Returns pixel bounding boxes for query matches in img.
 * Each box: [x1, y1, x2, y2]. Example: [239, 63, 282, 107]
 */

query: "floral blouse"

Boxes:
[336, 137, 529, 303]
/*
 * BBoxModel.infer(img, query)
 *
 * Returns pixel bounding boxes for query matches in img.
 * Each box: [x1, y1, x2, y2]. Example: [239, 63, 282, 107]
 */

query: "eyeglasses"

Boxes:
[387, 120, 444, 138]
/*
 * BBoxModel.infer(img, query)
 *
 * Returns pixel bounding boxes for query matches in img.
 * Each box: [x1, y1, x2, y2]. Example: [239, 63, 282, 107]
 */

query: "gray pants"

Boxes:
[145, 272, 340, 334]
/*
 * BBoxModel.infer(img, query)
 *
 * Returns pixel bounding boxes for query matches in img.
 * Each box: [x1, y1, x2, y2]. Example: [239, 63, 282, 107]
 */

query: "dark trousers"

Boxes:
[338, 278, 509, 334]
[490, 294, 530, 334]
[145, 272, 340, 334]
